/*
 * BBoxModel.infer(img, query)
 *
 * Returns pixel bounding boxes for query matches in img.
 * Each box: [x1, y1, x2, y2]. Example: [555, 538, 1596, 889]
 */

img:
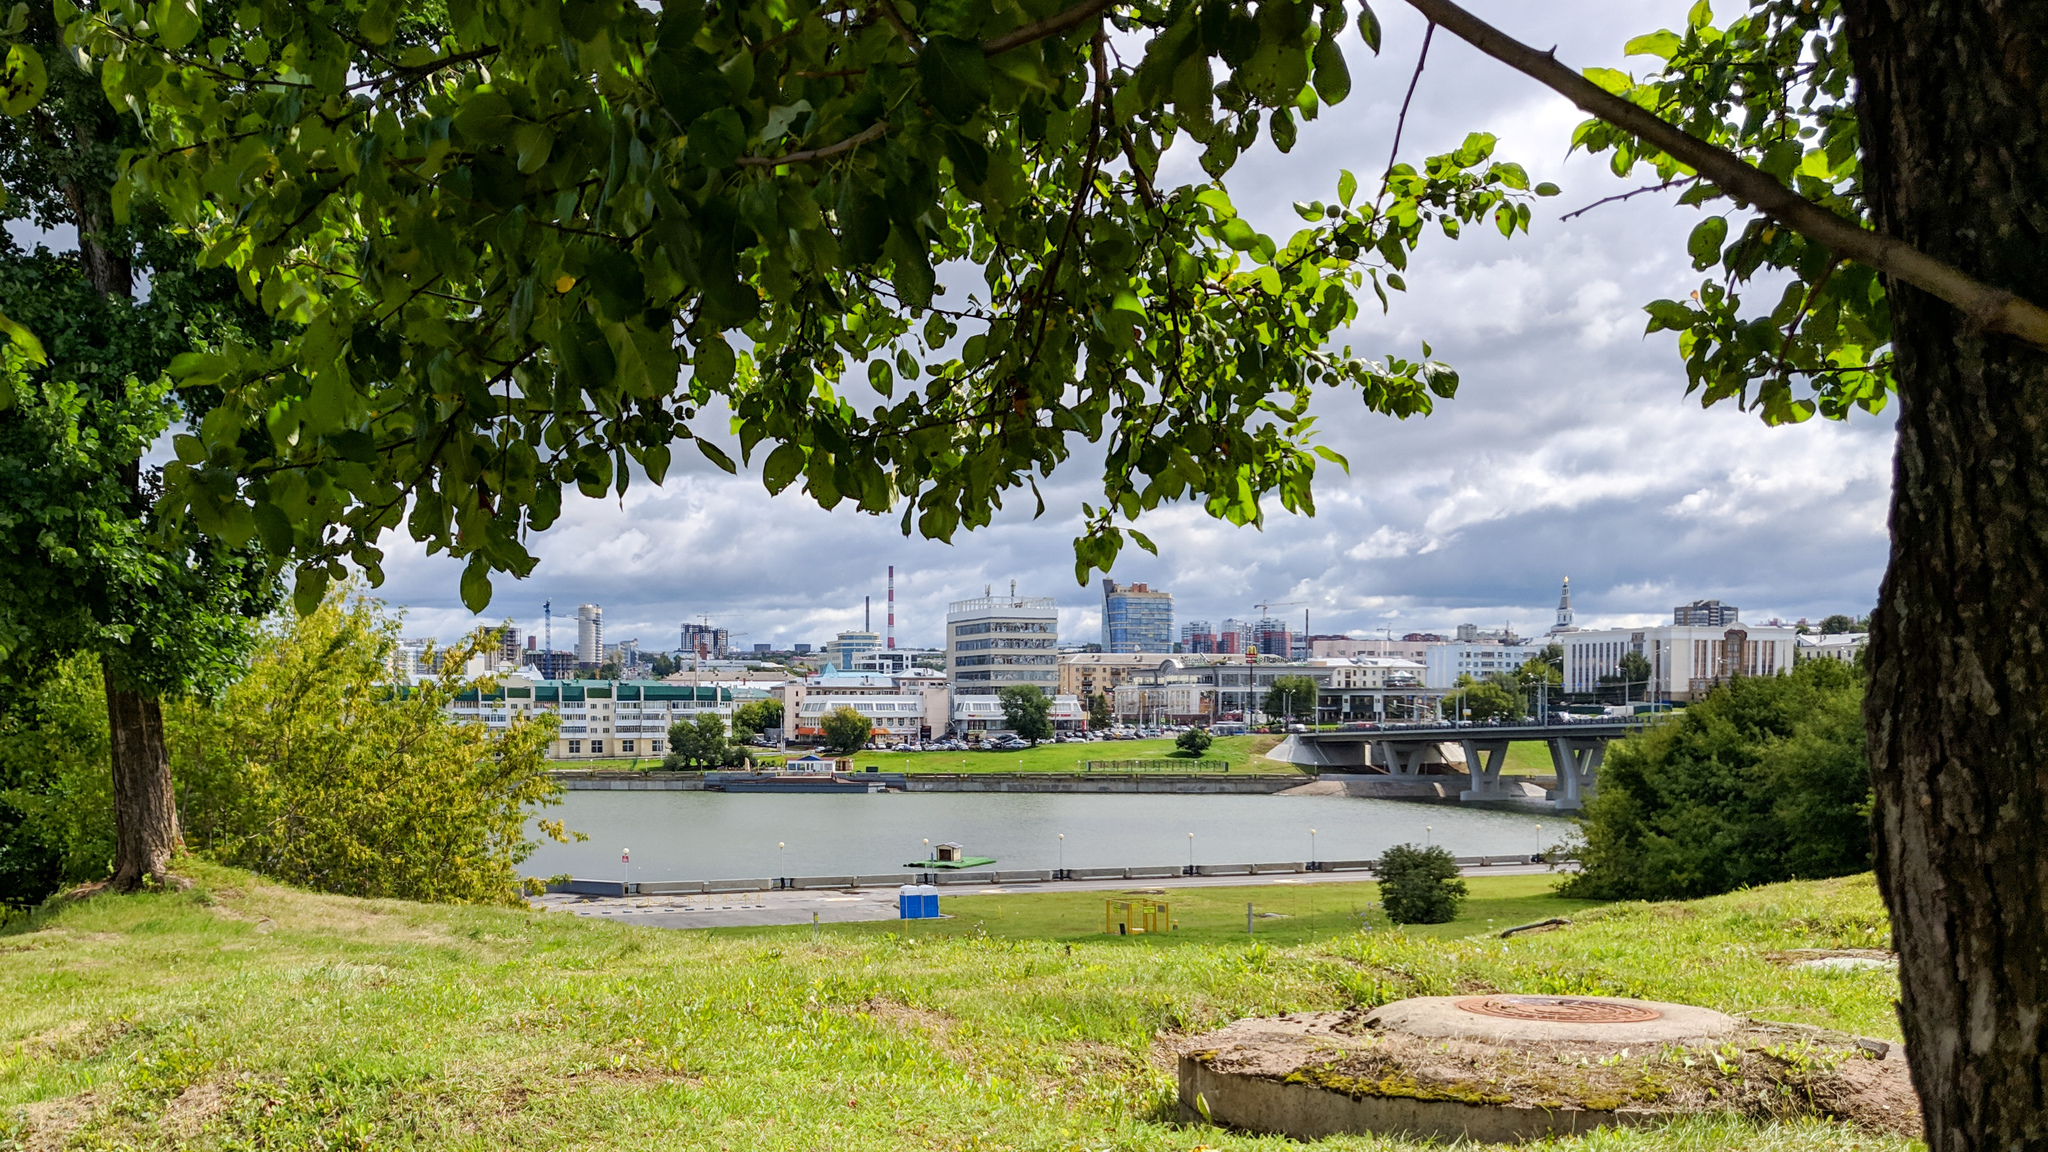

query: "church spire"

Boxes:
[1550, 577, 1576, 634]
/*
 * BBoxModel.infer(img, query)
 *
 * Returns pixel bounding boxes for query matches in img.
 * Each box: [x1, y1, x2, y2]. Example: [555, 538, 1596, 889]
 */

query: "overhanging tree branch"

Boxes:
[737, 121, 888, 166]
[983, 0, 1115, 55]
[1402, 0, 2048, 352]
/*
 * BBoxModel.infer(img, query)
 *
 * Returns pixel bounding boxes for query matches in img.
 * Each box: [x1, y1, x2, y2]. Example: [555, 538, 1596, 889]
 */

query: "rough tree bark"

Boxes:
[1845, 3, 2048, 1149]
[104, 661, 178, 889]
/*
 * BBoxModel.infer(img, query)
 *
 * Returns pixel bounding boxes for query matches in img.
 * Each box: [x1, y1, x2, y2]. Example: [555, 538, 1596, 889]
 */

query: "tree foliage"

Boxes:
[1086, 691, 1112, 730]
[663, 711, 744, 766]
[997, 685, 1054, 744]
[167, 592, 570, 904]
[1373, 841, 1465, 924]
[1261, 674, 1317, 720]
[819, 704, 870, 753]
[729, 697, 783, 741]
[1517, 642, 1562, 688]
[57, 0, 1571, 611]
[0, 655, 115, 907]
[1447, 673, 1519, 721]
[1559, 657, 1869, 902]
[1174, 727, 1212, 756]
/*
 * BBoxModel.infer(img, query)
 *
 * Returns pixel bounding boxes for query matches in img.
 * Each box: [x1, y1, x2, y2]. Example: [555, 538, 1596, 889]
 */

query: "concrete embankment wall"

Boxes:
[551, 771, 1302, 794]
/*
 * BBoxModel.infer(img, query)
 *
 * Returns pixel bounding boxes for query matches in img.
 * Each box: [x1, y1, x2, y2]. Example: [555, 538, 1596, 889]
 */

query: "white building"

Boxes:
[576, 603, 603, 664]
[1562, 623, 1799, 700]
[1425, 643, 1542, 688]
[1797, 632, 1869, 665]
[782, 670, 926, 743]
[952, 694, 1086, 733]
[945, 590, 1059, 700]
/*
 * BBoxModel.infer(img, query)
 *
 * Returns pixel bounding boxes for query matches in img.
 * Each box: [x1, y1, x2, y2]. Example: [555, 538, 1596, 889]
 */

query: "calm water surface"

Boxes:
[523, 791, 1557, 882]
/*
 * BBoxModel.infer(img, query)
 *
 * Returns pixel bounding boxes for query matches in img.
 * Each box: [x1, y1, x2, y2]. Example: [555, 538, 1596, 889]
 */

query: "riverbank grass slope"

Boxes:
[3, 863, 1907, 1150]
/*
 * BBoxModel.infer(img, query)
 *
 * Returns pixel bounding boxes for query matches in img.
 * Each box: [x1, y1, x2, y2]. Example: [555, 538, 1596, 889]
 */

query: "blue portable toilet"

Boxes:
[898, 884, 940, 919]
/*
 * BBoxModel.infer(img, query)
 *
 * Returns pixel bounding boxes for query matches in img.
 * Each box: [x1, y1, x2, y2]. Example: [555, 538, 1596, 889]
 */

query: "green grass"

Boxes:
[0, 863, 1912, 1150]
[733, 874, 1608, 948]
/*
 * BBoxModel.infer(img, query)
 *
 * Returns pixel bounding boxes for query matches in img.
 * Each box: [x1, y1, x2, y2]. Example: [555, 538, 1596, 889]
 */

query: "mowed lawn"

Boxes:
[726, 874, 1609, 947]
[0, 862, 1910, 1151]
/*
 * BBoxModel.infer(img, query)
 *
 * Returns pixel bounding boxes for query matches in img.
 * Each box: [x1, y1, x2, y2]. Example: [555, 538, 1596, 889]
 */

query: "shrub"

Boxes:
[1174, 728, 1213, 756]
[168, 593, 570, 905]
[1375, 843, 1467, 924]
[0, 655, 117, 907]
[1558, 658, 1869, 901]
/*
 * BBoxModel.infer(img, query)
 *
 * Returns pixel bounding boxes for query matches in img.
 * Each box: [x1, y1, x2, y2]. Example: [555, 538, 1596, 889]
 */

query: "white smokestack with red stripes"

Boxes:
[887, 566, 896, 650]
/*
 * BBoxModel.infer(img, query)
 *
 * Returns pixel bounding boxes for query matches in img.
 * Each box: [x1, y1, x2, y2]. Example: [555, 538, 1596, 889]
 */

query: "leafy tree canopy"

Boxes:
[1447, 674, 1518, 721]
[1559, 657, 1869, 902]
[665, 711, 743, 766]
[819, 704, 872, 753]
[729, 697, 784, 740]
[998, 685, 1054, 743]
[1261, 674, 1317, 720]
[1174, 726, 1212, 755]
[56, 0, 1574, 612]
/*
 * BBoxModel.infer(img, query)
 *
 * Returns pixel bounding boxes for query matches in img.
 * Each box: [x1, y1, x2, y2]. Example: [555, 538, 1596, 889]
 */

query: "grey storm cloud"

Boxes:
[381, 0, 1895, 649]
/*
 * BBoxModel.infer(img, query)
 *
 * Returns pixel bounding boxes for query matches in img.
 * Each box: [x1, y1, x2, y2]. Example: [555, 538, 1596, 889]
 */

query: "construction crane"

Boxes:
[1252, 598, 1310, 662]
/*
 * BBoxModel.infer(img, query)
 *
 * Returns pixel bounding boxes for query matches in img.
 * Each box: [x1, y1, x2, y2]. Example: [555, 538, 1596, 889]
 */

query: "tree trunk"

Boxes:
[104, 660, 178, 889]
[1844, 3, 2048, 1149]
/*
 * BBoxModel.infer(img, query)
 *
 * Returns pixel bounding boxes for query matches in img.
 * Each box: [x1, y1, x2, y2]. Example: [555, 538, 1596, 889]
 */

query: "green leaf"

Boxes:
[1687, 216, 1728, 270]
[0, 41, 44, 115]
[153, 0, 200, 50]
[1624, 30, 1682, 59]
[1357, 0, 1381, 52]
[1534, 182, 1561, 197]
[1582, 67, 1633, 96]
[695, 337, 736, 387]
[698, 440, 738, 474]
[686, 107, 746, 169]
[460, 559, 493, 613]
[0, 310, 44, 363]
[253, 501, 294, 554]
[919, 36, 992, 123]
[293, 566, 330, 617]
[1337, 169, 1357, 207]
[1312, 36, 1351, 104]
[512, 123, 553, 173]
[762, 442, 805, 493]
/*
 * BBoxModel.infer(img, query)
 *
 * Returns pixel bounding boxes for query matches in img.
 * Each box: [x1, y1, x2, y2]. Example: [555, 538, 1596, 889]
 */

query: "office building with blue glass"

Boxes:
[1101, 579, 1174, 653]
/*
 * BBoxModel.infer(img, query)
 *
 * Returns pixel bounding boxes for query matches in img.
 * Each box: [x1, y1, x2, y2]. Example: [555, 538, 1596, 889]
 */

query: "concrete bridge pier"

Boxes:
[1457, 739, 1513, 801]
[1547, 737, 1606, 811]
[1380, 742, 1440, 777]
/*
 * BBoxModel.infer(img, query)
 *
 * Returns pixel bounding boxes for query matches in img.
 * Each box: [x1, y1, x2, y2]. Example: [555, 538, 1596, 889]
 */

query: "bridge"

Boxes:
[1269, 721, 1645, 811]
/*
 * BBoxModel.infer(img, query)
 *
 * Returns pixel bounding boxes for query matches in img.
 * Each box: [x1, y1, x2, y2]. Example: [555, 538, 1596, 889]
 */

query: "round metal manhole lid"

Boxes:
[1454, 996, 1663, 1023]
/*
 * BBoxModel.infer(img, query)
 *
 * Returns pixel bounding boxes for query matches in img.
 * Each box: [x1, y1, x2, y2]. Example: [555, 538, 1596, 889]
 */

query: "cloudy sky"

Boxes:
[372, 0, 1896, 651]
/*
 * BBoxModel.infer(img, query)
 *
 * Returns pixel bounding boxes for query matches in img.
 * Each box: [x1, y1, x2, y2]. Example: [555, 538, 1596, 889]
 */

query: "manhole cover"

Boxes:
[1454, 996, 1662, 1023]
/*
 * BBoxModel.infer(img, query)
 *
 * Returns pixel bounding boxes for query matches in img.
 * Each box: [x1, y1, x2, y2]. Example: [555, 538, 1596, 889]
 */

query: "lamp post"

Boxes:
[1425, 825, 1433, 849]
[1187, 831, 1196, 875]
[622, 847, 630, 891]
[1535, 823, 1543, 863]
[1057, 833, 1065, 878]
[1310, 828, 1318, 867]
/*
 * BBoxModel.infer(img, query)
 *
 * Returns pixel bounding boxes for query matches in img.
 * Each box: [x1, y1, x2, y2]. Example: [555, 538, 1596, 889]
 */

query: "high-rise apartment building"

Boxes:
[1673, 599, 1739, 627]
[680, 622, 729, 659]
[1215, 618, 1252, 655]
[946, 591, 1058, 697]
[1100, 579, 1173, 652]
[576, 604, 603, 664]
[498, 624, 522, 666]
[824, 630, 881, 668]
[1251, 617, 1292, 659]
[1181, 620, 1215, 654]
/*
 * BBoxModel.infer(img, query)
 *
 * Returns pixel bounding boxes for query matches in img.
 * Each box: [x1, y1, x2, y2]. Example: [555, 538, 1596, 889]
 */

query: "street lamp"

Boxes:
[1058, 833, 1065, 877]
[1425, 825, 1433, 848]
[1309, 828, 1318, 866]
[1187, 831, 1196, 873]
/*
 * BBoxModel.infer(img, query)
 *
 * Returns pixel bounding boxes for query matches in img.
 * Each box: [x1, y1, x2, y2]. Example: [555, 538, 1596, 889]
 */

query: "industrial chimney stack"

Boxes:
[887, 566, 896, 650]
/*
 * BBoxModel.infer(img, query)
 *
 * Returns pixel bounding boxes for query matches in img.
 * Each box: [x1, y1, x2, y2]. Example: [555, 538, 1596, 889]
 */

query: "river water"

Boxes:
[523, 791, 1559, 882]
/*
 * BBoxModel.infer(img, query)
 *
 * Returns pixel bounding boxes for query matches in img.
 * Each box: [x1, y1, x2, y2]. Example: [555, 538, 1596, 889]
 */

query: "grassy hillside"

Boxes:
[1, 864, 1910, 1150]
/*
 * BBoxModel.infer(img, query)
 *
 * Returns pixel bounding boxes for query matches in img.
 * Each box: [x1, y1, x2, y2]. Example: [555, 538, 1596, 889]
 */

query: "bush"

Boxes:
[1375, 843, 1467, 924]
[0, 655, 117, 908]
[1558, 658, 1869, 901]
[1174, 728, 1213, 756]
[168, 593, 570, 905]
[729, 698, 783, 742]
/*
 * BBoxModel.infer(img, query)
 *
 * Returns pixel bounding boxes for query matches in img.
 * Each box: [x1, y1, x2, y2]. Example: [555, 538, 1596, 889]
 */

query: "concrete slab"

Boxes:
[1177, 1006, 1915, 1144]
[1363, 996, 1739, 1046]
